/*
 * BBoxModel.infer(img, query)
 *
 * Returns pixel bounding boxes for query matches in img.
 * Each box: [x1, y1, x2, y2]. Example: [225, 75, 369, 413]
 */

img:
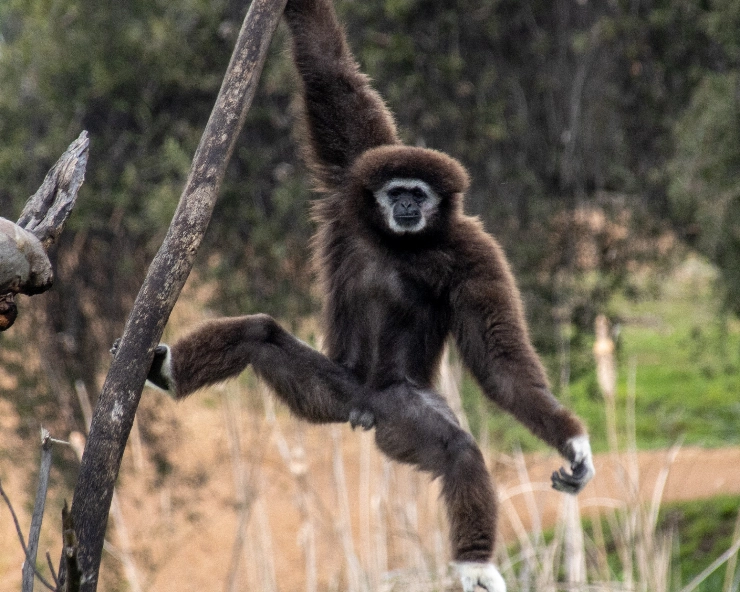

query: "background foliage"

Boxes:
[1, 0, 740, 440]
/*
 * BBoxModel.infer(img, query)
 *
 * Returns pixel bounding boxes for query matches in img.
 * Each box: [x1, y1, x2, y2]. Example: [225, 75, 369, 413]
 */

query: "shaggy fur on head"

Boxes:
[349, 145, 470, 197]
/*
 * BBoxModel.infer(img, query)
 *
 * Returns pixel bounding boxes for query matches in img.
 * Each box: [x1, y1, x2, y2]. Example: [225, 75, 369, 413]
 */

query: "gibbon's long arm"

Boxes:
[450, 223, 594, 493]
[283, 0, 400, 190]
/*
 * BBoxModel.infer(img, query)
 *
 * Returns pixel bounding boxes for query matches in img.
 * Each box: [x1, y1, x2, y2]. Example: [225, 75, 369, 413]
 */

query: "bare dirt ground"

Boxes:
[2, 391, 740, 592]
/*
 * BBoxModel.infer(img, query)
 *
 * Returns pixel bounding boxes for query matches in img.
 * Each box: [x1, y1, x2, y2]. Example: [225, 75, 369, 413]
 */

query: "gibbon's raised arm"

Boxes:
[449, 221, 594, 492]
[283, 0, 400, 190]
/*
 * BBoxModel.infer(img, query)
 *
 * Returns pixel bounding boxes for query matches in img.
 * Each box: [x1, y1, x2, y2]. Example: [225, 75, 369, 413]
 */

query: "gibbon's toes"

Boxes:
[454, 561, 507, 592]
[145, 344, 174, 394]
[349, 408, 375, 431]
[110, 339, 169, 362]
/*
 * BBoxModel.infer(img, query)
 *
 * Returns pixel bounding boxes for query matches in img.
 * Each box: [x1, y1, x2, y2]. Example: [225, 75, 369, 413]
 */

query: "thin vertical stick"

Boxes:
[590, 508, 611, 581]
[22, 428, 55, 592]
[253, 496, 277, 592]
[108, 492, 142, 592]
[562, 495, 585, 585]
[625, 357, 639, 494]
[260, 387, 318, 592]
[222, 385, 260, 592]
[373, 459, 391, 578]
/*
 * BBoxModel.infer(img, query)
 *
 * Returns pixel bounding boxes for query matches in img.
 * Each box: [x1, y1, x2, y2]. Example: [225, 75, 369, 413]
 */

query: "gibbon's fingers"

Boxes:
[454, 562, 507, 592]
[552, 434, 595, 494]
[551, 467, 586, 494]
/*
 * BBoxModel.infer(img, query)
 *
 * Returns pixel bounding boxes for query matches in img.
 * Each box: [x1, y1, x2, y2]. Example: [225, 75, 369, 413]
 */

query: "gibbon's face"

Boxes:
[374, 178, 441, 234]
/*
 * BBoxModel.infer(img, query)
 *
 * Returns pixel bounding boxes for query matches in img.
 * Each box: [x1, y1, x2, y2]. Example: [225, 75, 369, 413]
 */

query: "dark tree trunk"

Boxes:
[59, 1, 288, 589]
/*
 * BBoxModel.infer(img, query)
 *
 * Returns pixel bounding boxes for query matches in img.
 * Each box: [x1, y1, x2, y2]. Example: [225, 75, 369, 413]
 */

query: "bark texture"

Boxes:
[0, 131, 89, 329]
[61, 1, 288, 590]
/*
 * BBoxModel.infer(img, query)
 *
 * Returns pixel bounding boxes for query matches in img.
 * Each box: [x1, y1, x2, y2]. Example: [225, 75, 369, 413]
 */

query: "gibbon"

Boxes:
[122, 1, 595, 589]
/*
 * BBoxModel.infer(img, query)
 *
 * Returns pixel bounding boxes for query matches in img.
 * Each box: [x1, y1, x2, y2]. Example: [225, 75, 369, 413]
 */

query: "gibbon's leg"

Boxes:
[370, 383, 506, 591]
[133, 314, 373, 426]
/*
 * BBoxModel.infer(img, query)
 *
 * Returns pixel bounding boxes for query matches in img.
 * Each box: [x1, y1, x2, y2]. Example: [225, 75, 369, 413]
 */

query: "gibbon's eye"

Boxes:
[411, 187, 426, 203]
[388, 186, 404, 201]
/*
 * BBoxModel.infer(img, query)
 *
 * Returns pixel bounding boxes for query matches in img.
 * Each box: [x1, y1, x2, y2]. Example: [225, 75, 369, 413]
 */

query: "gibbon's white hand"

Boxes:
[551, 434, 595, 494]
[454, 561, 507, 592]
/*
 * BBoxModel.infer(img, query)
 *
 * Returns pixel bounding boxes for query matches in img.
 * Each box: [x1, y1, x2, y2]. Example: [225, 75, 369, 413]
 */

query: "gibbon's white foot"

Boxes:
[551, 434, 595, 494]
[454, 561, 507, 592]
[144, 344, 175, 395]
[110, 340, 176, 397]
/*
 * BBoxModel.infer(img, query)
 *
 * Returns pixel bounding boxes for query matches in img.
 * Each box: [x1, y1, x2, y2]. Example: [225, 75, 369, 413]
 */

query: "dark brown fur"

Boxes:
[158, 0, 587, 563]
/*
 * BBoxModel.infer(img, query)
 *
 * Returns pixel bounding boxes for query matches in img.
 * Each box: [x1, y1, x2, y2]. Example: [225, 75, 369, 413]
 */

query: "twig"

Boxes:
[0, 479, 57, 591]
[22, 427, 56, 592]
[723, 511, 740, 592]
[331, 426, 364, 592]
[46, 552, 60, 589]
[680, 537, 740, 592]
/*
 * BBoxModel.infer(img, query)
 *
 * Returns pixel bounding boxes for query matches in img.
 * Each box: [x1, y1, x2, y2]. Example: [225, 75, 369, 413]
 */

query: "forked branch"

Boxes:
[0, 131, 89, 329]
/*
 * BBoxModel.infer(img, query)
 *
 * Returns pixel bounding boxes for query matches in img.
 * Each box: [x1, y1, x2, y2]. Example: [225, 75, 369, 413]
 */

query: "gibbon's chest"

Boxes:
[330, 243, 451, 340]
[322, 235, 453, 385]
[330, 242, 449, 317]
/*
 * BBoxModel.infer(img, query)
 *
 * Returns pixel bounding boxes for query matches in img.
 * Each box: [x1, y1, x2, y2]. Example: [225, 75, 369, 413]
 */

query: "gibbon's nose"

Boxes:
[399, 197, 414, 211]
[397, 196, 418, 215]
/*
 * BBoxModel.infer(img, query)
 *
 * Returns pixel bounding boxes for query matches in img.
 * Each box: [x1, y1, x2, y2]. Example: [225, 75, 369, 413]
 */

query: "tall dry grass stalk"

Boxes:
[213, 327, 737, 591]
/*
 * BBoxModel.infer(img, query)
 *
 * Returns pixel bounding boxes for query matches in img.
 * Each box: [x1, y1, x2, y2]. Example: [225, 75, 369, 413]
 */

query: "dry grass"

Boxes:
[195, 339, 738, 592]
[2, 314, 740, 591]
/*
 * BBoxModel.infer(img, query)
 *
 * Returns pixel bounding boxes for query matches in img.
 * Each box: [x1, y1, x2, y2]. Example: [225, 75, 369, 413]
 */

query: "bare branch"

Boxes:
[0, 131, 89, 329]
[0, 479, 57, 591]
[62, 502, 82, 592]
[46, 552, 60, 590]
[17, 131, 89, 249]
[61, 1, 288, 590]
[0, 218, 53, 296]
[22, 428, 56, 592]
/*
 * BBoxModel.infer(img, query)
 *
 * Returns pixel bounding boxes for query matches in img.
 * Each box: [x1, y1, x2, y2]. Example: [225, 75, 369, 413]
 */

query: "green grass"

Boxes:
[462, 254, 740, 452]
[504, 495, 740, 591]
[660, 495, 740, 591]
[570, 256, 740, 451]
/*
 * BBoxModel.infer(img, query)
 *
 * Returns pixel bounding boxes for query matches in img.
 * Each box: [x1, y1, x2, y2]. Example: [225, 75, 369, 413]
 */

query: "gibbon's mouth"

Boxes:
[395, 214, 421, 225]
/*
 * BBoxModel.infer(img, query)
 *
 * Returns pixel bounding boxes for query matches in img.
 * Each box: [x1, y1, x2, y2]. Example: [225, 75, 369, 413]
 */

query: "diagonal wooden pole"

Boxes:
[61, 1, 288, 589]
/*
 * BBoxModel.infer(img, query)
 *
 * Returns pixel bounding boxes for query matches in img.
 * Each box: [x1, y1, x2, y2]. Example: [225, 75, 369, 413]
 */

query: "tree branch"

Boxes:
[60, 1, 288, 590]
[17, 131, 89, 250]
[0, 131, 89, 329]
[0, 479, 57, 591]
[22, 428, 56, 592]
